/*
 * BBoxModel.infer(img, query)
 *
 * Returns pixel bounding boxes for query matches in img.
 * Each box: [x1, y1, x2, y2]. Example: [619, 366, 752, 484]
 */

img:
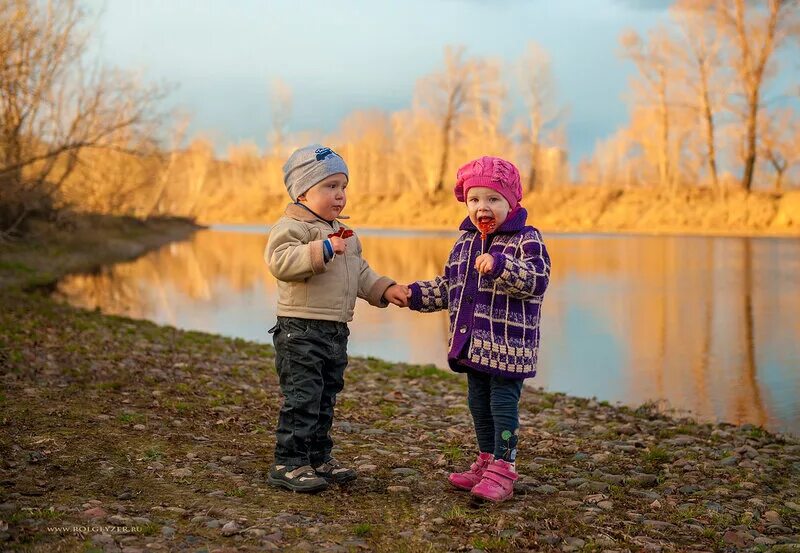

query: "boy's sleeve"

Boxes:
[355, 236, 395, 307]
[265, 221, 328, 281]
[488, 228, 550, 300]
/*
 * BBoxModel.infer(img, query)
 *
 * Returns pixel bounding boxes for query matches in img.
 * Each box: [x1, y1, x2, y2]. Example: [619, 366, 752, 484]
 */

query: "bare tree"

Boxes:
[414, 46, 502, 194]
[671, 0, 726, 193]
[759, 107, 799, 191]
[0, 0, 161, 235]
[621, 27, 677, 191]
[717, 0, 799, 192]
[517, 41, 563, 192]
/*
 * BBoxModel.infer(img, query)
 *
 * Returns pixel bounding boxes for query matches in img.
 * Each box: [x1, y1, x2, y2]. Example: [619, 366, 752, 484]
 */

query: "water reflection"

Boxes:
[54, 228, 800, 434]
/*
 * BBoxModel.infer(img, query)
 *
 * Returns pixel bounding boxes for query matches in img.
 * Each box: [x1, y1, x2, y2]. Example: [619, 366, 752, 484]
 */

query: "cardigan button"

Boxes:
[459, 325, 468, 334]
[465, 295, 473, 303]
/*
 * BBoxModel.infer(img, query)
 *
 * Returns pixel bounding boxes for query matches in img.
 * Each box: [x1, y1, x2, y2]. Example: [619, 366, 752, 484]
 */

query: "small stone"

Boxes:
[83, 507, 107, 519]
[591, 453, 611, 463]
[650, 500, 661, 509]
[753, 536, 776, 545]
[391, 468, 418, 477]
[362, 428, 386, 436]
[719, 455, 739, 466]
[535, 485, 558, 494]
[220, 456, 237, 463]
[772, 546, 800, 553]
[358, 464, 377, 473]
[387, 486, 411, 493]
[170, 468, 192, 478]
[629, 473, 658, 487]
[642, 520, 675, 530]
[91, 534, 115, 546]
[722, 530, 752, 547]
[161, 526, 175, 539]
[597, 501, 613, 510]
[565, 537, 585, 548]
[785, 501, 800, 512]
[763, 510, 782, 524]
[566, 478, 588, 488]
[667, 435, 695, 446]
[133, 424, 146, 431]
[221, 521, 239, 536]
[587, 481, 609, 492]
[678, 485, 701, 495]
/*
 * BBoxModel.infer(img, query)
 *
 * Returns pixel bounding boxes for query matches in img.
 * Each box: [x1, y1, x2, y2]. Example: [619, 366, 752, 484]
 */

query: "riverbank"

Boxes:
[0, 214, 202, 290]
[1, 215, 799, 552]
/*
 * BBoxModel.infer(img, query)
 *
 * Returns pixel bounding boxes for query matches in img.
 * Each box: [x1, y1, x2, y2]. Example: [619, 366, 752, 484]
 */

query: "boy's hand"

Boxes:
[384, 284, 409, 307]
[475, 253, 495, 274]
[329, 236, 347, 254]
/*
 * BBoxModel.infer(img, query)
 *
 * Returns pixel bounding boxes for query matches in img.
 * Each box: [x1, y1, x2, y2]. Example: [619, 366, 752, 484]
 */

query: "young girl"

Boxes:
[406, 156, 550, 502]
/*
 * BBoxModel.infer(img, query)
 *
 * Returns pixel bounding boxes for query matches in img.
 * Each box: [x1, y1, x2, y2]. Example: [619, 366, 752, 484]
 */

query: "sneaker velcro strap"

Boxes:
[481, 472, 508, 486]
[287, 465, 317, 480]
[485, 464, 518, 482]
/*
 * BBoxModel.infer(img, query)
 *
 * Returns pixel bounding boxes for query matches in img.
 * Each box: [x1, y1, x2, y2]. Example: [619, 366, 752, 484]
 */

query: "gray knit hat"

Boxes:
[282, 144, 349, 202]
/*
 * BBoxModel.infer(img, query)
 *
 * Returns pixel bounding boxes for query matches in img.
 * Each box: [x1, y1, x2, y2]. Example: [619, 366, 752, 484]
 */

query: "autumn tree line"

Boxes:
[1, 0, 799, 236]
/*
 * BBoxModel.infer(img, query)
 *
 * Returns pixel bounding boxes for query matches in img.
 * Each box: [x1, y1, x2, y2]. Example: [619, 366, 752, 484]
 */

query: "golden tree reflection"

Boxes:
[54, 230, 800, 432]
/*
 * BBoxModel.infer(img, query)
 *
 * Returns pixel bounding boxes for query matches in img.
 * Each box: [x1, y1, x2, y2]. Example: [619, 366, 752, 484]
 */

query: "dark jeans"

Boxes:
[467, 370, 524, 462]
[270, 316, 349, 467]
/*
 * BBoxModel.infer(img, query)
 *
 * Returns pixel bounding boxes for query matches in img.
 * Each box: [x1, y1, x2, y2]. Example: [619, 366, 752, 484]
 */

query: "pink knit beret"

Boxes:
[453, 156, 522, 209]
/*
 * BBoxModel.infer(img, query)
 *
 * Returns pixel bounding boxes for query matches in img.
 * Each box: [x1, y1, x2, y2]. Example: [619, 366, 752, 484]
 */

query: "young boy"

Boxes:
[265, 144, 407, 493]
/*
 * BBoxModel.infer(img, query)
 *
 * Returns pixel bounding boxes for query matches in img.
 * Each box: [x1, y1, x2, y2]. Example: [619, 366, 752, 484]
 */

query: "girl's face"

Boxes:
[299, 173, 348, 221]
[466, 187, 511, 232]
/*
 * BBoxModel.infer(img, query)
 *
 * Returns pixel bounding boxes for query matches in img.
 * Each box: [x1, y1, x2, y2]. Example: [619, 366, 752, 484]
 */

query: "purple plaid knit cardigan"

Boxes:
[408, 207, 550, 380]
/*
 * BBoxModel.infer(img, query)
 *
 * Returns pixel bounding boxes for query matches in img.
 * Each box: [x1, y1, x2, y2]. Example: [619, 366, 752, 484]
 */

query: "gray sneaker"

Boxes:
[313, 458, 357, 484]
[268, 464, 329, 493]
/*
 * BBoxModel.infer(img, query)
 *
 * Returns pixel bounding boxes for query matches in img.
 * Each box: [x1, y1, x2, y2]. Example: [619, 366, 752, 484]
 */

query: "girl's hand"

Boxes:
[384, 284, 409, 307]
[475, 253, 495, 274]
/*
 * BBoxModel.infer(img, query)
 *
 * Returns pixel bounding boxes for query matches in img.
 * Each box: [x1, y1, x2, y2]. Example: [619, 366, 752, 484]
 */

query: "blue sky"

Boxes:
[86, 0, 796, 163]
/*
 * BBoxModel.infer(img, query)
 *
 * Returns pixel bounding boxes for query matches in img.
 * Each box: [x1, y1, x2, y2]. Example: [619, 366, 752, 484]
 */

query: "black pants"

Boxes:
[270, 316, 349, 467]
[467, 370, 524, 462]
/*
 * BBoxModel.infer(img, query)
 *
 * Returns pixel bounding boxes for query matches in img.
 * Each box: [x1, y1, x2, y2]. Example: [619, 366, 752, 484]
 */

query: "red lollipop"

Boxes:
[477, 217, 496, 241]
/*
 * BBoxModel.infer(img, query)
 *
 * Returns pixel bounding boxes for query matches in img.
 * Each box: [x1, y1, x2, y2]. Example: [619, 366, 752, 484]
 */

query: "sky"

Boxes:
[85, 0, 797, 164]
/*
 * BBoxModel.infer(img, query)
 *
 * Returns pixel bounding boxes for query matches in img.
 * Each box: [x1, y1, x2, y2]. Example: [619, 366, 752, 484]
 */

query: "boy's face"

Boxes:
[466, 187, 511, 232]
[298, 173, 348, 221]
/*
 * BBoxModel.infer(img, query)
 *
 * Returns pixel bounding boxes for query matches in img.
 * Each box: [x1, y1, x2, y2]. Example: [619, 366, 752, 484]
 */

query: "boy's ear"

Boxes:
[297, 194, 306, 201]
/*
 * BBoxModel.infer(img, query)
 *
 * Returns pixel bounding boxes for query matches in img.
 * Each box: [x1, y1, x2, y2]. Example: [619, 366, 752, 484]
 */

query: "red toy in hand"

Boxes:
[328, 228, 354, 239]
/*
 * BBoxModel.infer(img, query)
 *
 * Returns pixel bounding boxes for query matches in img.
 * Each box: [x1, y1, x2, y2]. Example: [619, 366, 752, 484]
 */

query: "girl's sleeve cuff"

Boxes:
[408, 282, 423, 311]
[489, 252, 506, 279]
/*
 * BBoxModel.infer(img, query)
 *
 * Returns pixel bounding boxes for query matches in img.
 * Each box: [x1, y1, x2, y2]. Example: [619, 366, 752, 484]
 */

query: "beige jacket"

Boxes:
[265, 203, 395, 322]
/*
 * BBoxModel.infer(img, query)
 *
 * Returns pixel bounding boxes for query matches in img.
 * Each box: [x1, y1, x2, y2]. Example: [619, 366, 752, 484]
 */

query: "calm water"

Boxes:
[54, 226, 800, 435]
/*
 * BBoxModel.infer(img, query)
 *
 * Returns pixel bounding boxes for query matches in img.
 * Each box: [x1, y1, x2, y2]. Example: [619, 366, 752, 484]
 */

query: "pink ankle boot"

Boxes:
[448, 452, 494, 491]
[471, 458, 518, 502]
